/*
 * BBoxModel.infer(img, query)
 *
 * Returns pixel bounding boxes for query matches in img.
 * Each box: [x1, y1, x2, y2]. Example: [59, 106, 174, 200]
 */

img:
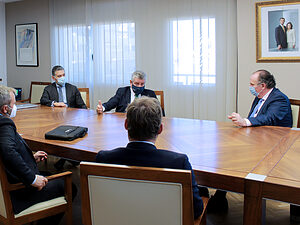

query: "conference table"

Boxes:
[13, 106, 300, 225]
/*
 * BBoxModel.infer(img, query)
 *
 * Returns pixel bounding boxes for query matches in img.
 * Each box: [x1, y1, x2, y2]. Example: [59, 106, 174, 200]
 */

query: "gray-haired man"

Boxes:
[96, 71, 157, 114]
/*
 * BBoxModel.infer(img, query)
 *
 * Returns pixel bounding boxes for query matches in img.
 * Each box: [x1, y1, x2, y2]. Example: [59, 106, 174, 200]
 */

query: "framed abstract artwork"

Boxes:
[15, 23, 39, 67]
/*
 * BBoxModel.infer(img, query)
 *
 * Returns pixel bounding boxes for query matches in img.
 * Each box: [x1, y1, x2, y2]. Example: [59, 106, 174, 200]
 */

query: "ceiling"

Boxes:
[0, 0, 23, 2]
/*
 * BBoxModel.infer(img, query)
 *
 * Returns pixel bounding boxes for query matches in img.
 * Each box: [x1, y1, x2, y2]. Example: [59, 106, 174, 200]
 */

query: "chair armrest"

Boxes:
[194, 196, 209, 225]
[7, 171, 72, 192]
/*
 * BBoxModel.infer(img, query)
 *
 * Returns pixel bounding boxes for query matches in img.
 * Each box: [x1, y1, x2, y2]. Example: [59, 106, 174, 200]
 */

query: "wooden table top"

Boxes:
[12, 106, 300, 225]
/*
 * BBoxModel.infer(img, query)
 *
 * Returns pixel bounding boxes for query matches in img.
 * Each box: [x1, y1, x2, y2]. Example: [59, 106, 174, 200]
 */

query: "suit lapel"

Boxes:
[52, 83, 59, 101]
[126, 87, 131, 104]
[248, 98, 259, 118]
[65, 83, 70, 105]
[257, 88, 276, 116]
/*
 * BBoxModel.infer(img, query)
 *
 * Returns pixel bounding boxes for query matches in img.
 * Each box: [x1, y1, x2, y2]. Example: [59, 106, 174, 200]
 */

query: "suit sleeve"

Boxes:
[275, 27, 280, 46]
[74, 87, 87, 109]
[182, 155, 203, 219]
[0, 123, 36, 185]
[248, 95, 291, 127]
[103, 88, 123, 112]
[40, 87, 53, 106]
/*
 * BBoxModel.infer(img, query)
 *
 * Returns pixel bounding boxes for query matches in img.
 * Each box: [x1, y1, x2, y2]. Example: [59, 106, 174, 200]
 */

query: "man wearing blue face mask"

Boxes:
[228, 69, 292, 127]
[96, 71, 157, 114]
[207, 70, 293, 215]
[40, 65, 87, 109]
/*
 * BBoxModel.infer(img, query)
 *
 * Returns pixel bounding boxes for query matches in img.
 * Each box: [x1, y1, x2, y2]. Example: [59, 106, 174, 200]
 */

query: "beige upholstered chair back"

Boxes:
[78, 88, 90, 108]
[290, 99, 300, 128]
[80, 162, 195, 225]
[154, 91, 164, 113]
[29, 82, 51, 103]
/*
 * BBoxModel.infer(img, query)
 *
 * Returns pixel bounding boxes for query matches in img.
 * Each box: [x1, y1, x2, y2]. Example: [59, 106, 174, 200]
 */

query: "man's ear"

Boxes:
[1, 105, 9, 115]
[52, 76, 56, 82]
[261, 83, 266, 89]
[124, 119, 128, 130]
[158, 123, 163, 135]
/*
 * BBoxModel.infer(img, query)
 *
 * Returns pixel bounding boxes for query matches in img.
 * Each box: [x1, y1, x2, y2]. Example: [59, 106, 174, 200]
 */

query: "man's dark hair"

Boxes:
[280, 17, 285, 21]
[126, 96, 162, 140]
[256, 69, 276, 89]
[52, 65, 64, 76]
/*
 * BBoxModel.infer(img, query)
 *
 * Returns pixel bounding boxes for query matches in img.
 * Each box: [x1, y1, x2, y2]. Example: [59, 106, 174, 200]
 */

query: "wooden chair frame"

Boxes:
[0, 158, 73, 225]
[289, 99, 300, 128]
[78, 88, 90, 108]
[154, 90, 165, 113]
[18, 81, 51, 103]
[80, 162, 208, 225]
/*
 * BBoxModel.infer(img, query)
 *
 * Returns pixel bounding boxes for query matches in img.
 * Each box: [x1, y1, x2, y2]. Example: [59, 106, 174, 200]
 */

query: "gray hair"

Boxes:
[0, 85, 16, 108]
[131, 70, 146, 81]
[52, 65, 65, 76]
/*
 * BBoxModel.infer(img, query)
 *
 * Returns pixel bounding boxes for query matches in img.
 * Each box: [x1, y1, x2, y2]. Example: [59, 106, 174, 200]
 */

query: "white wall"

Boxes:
[237, 0, 300, 117]
[6, 0, 51, 100]
[0, 2, 7, 86]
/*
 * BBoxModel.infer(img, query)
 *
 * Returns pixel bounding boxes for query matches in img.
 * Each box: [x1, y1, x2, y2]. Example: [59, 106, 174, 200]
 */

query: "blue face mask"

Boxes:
[57, 76, 65, 86]
[132, 84, 145, 95]
[249, 84, 262, 97]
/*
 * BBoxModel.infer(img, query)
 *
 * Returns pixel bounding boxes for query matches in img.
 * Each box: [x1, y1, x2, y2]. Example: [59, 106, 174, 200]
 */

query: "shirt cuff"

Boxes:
[51, 101, 55, 107]
[32, 175, 37, 185]
[102, 105, 105, 112]
[245, 119, 252, 127]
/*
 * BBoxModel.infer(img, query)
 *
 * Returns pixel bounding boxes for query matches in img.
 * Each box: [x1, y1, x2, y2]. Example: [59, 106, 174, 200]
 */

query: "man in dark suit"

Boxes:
[209, 70, 293, 215]
[0, 85, 68, 224]
[275, 17, 288, 50]
[96, 96, 204, 220]
[96, 71, 157, 114]
[228, 69, 292, 127]
[40, 65, 87, 109]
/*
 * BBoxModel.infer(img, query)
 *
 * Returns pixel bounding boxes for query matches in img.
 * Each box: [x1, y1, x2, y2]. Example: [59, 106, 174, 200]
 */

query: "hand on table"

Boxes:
[96, 100, 103, 114]
[228, 112, 247, 127]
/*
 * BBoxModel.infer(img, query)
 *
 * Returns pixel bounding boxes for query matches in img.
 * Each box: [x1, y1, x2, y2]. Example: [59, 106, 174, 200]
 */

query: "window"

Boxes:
[94, 22, 136, 84]
[172, 18, 216, 85]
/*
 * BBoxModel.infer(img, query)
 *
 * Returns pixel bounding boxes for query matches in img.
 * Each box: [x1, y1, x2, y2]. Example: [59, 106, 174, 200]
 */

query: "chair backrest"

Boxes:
[80, 162, 195, 225]
[78, 88, 90, 108]
[289, 99, 300, 128]
[154, 90, 165, 113]
[29, 81, 51, 103]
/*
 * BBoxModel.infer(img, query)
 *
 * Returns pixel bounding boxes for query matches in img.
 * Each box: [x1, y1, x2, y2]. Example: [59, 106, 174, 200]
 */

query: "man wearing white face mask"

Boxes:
[0, 85, 69, 224]
[40, 65, 87, 109]
[228, 69, 292, 127]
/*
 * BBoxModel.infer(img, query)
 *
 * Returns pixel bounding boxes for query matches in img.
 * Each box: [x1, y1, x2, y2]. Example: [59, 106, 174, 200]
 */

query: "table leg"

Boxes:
[243, 179, 263, 225]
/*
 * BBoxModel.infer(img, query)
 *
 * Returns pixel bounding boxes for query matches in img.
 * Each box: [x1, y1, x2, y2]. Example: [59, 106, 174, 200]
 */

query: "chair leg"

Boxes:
[65, 207, 72, 225]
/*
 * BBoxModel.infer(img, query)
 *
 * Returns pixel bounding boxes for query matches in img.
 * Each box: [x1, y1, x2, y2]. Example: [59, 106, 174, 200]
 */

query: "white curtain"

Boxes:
[50, 0, 237, 121]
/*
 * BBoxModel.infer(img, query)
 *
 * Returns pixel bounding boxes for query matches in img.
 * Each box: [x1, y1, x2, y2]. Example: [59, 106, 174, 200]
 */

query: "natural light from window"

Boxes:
[172, 18, 216, 85]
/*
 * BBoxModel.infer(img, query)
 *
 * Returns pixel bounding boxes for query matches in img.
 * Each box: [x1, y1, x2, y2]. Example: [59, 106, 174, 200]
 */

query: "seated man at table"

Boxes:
[228, 69, 292, 127]
[96, 70, 157, 114]
[210, 70, 293, 214]
[96, 96, 204, 219]
[40, 65, 87, 109]
[41, 65, 86, 169]
[0, 85, 68, 224]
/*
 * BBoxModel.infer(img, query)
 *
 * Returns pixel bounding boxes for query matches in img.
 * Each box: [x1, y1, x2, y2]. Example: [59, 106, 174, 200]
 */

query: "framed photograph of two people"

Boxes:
[256, 1, 300, 62]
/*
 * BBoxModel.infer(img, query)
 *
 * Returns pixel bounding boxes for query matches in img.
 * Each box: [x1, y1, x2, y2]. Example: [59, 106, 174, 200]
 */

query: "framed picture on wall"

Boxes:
[256, 1, 300, 62]
[15, 23, 39, 67]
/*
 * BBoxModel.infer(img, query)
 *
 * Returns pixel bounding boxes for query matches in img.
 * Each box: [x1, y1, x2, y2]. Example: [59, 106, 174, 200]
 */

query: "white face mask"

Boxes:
[8, 104, 17, 118]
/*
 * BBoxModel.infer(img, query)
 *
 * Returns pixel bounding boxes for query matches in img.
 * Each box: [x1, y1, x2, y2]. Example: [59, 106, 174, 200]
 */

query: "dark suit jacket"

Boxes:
[275, 25, 287, 48]
[247, 88, 292, 127]
[96, 142, 203, 219]
[103, 86, 157, 113]
[40, 82, 87, 109]
[0, 115, 64, 214]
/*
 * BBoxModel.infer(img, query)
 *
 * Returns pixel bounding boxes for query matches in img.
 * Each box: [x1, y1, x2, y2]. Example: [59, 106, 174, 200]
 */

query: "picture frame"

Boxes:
[15, 23, 39, 67]
[256, 1, 300, 62]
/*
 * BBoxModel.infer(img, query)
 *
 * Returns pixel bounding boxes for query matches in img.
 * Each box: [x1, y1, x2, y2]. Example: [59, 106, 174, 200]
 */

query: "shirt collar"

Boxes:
[261, 88, 273, 101]
[129, 140, 155, 146]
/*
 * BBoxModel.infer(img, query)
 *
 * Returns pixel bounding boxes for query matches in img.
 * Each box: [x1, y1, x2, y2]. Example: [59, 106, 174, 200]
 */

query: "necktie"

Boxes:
[250, 99, 264, 118]
[58, 86, 63, 102]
